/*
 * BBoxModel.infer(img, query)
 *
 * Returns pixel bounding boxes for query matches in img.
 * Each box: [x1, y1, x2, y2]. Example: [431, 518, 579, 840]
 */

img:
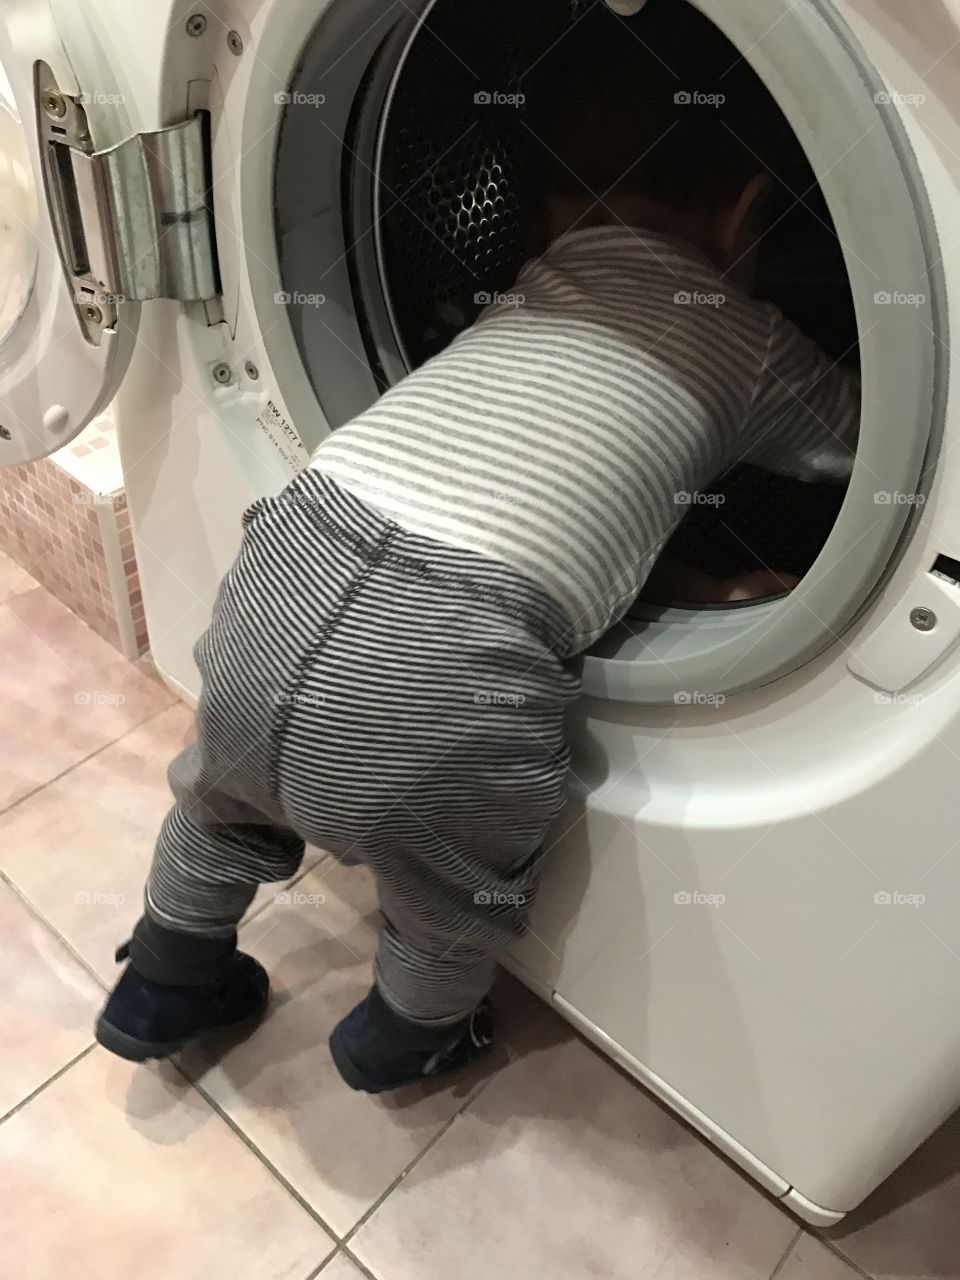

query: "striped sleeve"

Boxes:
[740, 304, 861, 482]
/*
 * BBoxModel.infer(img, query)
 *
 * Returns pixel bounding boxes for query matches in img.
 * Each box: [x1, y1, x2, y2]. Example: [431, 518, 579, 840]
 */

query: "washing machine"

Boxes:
[1, 0, 957, 1225]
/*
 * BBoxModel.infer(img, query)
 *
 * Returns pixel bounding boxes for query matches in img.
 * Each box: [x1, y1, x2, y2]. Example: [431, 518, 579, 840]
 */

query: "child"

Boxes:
[95, 5, 860, 1091]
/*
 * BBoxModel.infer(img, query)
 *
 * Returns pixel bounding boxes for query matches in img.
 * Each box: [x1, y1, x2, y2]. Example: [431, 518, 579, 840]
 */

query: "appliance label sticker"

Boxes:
[256, 399, 311, 472]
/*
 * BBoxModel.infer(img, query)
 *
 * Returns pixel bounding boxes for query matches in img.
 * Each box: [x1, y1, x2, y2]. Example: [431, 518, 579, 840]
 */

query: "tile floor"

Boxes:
[1, 546, 957, 1280]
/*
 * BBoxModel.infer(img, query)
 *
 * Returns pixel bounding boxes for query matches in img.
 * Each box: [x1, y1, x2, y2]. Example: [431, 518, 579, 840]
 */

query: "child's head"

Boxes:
[526, 0, 792, 277]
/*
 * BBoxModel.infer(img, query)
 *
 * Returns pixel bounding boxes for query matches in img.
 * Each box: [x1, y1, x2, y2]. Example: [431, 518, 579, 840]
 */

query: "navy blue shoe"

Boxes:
[329, 988, 494, 1093]
[95, 947, 270, 1062]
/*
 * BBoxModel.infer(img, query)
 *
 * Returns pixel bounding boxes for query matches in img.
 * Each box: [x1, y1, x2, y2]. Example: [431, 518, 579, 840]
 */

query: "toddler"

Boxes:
[95, 6, 860, 1090]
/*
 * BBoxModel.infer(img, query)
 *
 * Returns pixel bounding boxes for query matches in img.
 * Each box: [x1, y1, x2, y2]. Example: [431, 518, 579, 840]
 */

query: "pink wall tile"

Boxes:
[0, 459, 148, 660]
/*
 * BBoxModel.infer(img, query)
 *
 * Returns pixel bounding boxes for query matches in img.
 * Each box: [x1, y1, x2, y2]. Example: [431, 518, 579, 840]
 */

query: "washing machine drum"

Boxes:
[361, 0, 857, 582]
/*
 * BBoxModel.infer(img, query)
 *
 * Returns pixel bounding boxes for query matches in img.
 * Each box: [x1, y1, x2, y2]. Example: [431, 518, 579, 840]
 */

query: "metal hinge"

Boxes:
[37, 61, 220, 345]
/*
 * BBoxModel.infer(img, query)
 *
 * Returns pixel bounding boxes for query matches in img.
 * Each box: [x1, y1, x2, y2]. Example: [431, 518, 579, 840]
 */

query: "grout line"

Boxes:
[179, 1027, 502, 1260]
[0, 867, 117, 993]
[767, 1227, 803, 1279]
[176, 1062, 344, 1245]
[0, 698, 179, 820]
[338, 1065, 501, 1250]
[338, 1244, 381, 1279]
[0, 695, 190, 995]
[0, 835, 324, 1003]
[301, 1242, 341, 1280]
[0, 1042, 97, 1128]
[814, 1231, 878, 1279]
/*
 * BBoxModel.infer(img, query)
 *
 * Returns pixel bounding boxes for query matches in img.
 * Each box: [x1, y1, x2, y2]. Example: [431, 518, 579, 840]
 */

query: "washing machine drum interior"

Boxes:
[361, 0, 859, 586]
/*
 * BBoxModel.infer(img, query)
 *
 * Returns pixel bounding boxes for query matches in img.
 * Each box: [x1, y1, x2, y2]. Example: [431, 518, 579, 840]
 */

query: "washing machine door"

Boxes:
[0, 0, 217, 467]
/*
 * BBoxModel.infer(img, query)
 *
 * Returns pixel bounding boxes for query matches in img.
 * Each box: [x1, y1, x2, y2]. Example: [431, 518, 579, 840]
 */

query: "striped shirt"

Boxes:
[311, 226, 861, 651]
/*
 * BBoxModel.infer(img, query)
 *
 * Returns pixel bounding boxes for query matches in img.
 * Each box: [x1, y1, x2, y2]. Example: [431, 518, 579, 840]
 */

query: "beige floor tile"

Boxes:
[0, 583, 174, 809]
[0, 550, 39, 603]
[0, 704, 193, 981]
[0, 878, 101, 1117]
[351, 1028, 795, 1280]
[776, 1236, 863, 1279]
[180, 859, 554, 1238]
[0, 1049, 334, 1280]
[828, 1106, 960, 1280]
[0, 703, 321, 983]
[320, 1254, 370, 1279]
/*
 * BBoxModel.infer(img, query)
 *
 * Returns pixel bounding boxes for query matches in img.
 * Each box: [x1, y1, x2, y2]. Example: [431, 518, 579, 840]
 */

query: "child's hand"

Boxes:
[711, 570, 801, 602]
[645, 557, 800, 604]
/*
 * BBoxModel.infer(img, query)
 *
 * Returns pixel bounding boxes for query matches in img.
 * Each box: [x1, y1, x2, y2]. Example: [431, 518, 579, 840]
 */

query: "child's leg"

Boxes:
[373, 915, 497, 1027]
[330, 914, 503, 1093]
[126, 740, 307, 985]
[329, 834, 548, 1092]
[95, 737, 306, 1061]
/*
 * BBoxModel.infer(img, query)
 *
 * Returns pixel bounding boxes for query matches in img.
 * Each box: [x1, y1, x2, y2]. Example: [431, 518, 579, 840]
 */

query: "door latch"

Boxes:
[36, 61, 220, 346]
[848, 557, 960, 693]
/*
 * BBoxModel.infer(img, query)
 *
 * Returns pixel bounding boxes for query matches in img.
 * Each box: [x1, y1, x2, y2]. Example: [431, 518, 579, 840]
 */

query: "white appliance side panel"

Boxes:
[552, 993, 793, 1200]
[513, 679, 960, 1214]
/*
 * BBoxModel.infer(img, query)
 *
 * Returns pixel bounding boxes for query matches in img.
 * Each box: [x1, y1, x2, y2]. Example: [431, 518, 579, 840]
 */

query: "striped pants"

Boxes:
[139, 471, 580, 1025]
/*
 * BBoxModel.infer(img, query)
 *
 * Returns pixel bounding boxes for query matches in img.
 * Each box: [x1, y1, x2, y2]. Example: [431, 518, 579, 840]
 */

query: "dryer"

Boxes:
[1, 0, 957, 1225]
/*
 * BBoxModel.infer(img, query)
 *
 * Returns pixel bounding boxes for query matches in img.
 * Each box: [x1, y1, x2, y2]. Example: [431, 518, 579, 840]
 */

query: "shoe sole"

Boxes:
[95, 1002, 269, 1063]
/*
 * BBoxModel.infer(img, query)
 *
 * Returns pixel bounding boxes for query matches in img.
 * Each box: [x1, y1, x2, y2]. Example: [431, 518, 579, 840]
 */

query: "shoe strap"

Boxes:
[114, 941, 131, 964]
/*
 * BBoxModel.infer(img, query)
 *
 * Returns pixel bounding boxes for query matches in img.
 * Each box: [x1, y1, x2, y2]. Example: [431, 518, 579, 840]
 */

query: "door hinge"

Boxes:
[37, 62, 220, 345]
